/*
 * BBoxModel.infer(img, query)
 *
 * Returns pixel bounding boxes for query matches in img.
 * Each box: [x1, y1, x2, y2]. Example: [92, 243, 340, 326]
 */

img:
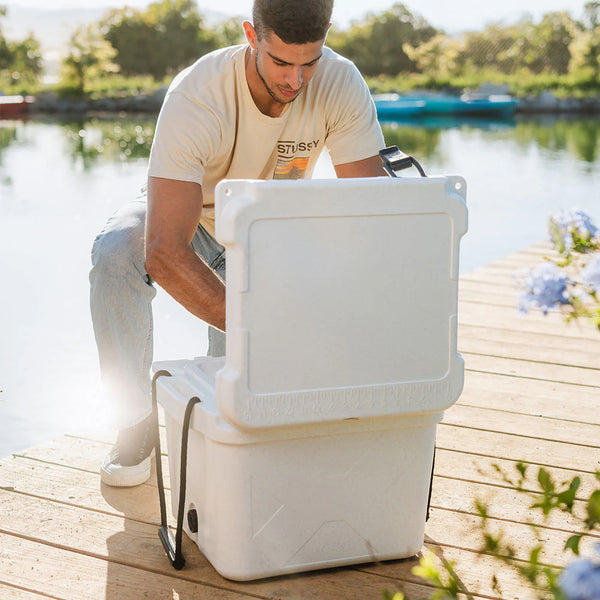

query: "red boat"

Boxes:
[0, 95, 34, 117]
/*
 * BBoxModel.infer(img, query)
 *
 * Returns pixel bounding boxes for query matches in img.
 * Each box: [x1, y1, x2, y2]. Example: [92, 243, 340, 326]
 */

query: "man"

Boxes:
[90, 0, 387, 487]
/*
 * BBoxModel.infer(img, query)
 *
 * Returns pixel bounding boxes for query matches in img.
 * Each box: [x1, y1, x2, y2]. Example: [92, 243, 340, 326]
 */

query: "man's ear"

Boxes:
[243, 21, 257, 49]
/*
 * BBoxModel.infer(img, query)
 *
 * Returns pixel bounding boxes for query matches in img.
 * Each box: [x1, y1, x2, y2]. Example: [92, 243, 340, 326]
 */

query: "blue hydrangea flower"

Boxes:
[518, 263, 573, 315]
[580, 255, 600, 293]
[550, 209, 599, 252]
[560, 545, 600, 600]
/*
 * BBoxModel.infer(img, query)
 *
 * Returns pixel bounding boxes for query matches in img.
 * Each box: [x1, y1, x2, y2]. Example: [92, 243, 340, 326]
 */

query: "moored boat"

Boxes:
[0, 95, 35, 117]
[371, 93, 426, 118]
[373, 92, 518, 118]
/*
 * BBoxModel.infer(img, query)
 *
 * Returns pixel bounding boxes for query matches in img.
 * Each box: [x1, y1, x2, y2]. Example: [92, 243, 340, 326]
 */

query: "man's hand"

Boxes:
[334, 154, 387, 178]
[145, 176, 226, 331]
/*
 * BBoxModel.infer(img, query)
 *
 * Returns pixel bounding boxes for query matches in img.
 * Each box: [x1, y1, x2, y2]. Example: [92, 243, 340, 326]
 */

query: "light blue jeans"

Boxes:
[89, 196, 226, 428]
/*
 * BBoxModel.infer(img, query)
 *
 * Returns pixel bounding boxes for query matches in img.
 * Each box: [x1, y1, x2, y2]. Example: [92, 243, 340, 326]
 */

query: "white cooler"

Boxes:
[154, 175, 468, 581]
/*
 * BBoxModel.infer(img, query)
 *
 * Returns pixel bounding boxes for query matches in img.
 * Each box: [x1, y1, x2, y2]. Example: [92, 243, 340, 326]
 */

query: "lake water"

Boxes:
[1, 113, 599, 457]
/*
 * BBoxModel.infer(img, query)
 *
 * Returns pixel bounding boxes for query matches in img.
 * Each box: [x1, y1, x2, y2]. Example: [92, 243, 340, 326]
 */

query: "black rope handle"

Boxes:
[426, 443, 436, 522]
[152, 369, 201, 570]
[379, 145, 427, 178]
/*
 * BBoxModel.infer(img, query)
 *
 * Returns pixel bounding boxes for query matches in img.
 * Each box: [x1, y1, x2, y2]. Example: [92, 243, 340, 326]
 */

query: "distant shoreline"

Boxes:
[26, 89, 600, 116]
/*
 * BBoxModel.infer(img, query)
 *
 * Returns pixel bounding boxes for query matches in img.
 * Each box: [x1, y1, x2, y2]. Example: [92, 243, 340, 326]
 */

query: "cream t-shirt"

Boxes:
[148, 44, 385, 236]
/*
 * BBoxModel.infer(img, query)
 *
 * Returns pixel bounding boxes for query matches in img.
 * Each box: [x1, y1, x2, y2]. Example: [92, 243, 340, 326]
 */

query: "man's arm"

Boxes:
[145, 176, 226, 331]
[334, 154, 387, 178]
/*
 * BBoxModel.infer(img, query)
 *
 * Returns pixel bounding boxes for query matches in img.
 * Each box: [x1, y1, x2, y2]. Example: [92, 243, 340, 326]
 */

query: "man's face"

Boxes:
[248, 25, 325, 105]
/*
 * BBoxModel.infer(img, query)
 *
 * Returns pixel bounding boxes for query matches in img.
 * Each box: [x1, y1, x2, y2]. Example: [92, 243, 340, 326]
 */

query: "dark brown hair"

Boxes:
[252, 0, 334, 43]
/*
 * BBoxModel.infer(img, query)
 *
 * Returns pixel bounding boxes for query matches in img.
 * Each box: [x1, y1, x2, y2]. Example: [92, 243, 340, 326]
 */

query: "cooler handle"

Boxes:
[152, 369, 201, 570]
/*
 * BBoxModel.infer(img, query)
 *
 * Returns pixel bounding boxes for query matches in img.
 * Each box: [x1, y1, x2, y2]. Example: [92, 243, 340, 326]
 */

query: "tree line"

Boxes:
[1, 0, 600, 96]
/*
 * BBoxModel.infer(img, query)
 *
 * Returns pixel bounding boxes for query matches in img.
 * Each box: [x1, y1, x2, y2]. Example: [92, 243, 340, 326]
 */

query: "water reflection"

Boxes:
[379, 121, 443, 160]
[61, 116, 155, 169]
[0, 124, 17, 161]
[511, 116, 600, 164]
[379, 115, 600, 166]
[1, 113, 598, 171]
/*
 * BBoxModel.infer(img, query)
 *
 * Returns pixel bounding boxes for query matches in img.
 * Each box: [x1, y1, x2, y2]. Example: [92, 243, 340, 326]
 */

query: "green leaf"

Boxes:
[556, 477, 580, 511]
[585, 489, 600, 529]
[537, 467, 555, 494]
[382, 591, 405, 600]
[474, 499, 489, 520]
[412, 552, 441, 585]
[565, 534, 582, 555]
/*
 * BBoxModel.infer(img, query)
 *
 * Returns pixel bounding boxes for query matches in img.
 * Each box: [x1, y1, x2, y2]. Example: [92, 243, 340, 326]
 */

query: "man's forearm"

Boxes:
[146, 242, 226, 331]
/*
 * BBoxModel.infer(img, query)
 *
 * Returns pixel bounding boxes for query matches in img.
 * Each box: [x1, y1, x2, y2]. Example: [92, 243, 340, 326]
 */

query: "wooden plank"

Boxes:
[436, 423, 600, 473]
[459, 324, 600, 358]
[459, 336, 600, 370]
[0, 533, 260, 600]
[459, 302, 599, 340]
[0, 455, 165, 524]
[459, 371, 600, 423]
[433, 448, 600, 500]
[0, 584, 53, 600]
[15, 435, 173, 491]
[444, 404, 600, 447]
[463, 352, 600, 387]
[458, 289, 518, 307]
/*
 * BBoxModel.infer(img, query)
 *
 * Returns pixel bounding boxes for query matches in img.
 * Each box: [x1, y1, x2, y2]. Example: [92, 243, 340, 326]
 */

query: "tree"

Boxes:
[60, 25, 118, 95]
[214, 17, 245, 47]
[328, 3, 438, 76]
[0, 6, 43, 92]
[527, 11, 579, 74]
[101, 0, 218, 79]
[403, 34, 465, 77]
[569, 28, 600, 75]
[583, 1, 600, 30]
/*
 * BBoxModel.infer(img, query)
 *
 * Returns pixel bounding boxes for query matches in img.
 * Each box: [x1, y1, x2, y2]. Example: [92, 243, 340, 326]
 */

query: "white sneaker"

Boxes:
[101, 414, 155, 487]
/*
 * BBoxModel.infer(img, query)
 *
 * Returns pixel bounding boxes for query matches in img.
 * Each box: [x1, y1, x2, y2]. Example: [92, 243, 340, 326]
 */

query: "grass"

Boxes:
[365, 69, 600, 98]
[6, 69, 600, 101]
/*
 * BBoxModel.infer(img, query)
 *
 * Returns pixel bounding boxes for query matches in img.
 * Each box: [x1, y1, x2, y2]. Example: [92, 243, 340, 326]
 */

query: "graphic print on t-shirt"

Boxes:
[273, 138, 320, 179]
[273, 156, 310, 179]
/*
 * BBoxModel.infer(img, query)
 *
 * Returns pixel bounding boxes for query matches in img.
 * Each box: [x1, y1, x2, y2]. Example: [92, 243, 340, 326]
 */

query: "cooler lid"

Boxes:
[214, 176, 467, 429]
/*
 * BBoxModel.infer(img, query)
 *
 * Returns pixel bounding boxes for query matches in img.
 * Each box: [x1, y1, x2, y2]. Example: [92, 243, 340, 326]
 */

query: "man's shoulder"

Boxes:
[312, 46, 363, 86]
[319, 46, 356, 71]
[167, 44, 246, 99]
[307, 46, 365, 96]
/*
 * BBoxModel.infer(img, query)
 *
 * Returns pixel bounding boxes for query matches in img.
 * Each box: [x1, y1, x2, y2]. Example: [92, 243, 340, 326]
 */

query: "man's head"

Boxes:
[252, 0, 334, 44]
[244, 1, 333, 109]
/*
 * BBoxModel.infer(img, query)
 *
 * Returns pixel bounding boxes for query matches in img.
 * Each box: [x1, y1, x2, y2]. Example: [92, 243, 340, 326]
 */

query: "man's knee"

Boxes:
[90, 203, 148, 281]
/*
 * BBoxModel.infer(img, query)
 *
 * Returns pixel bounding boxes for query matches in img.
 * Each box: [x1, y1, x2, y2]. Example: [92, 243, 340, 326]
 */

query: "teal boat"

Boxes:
[373, 93, 517, 118]
[372, 94, 427, 118]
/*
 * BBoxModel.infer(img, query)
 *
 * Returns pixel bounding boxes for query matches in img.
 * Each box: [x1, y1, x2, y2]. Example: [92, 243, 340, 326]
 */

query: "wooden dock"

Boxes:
[1, 243, 599, 600]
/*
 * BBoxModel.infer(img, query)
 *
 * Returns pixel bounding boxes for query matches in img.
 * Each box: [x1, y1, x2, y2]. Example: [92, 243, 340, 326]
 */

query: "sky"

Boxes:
[3, 0, 593, 32]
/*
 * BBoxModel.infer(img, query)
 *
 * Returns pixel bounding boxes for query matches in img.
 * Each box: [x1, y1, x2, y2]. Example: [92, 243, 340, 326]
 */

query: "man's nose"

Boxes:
[284, 66, 303, 89]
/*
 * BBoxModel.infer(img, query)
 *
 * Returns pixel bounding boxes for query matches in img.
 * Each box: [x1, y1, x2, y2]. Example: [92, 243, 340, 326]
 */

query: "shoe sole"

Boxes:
[100, 454, 153, 487]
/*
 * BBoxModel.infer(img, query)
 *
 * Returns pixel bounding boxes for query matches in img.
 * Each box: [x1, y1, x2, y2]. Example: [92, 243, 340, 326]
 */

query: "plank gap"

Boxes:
[0, 581, 62, 600]
[456, 401, 600, 429]
[465, 368, 600, 389]
[434, 445, 600, 476]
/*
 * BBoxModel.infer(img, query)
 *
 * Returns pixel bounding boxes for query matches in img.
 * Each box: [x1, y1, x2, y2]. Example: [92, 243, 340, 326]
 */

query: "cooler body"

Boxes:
[157, 357, 440, 581]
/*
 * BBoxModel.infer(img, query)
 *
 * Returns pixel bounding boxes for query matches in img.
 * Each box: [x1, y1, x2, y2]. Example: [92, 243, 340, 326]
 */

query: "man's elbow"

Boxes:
[145, 238, 174, 283]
